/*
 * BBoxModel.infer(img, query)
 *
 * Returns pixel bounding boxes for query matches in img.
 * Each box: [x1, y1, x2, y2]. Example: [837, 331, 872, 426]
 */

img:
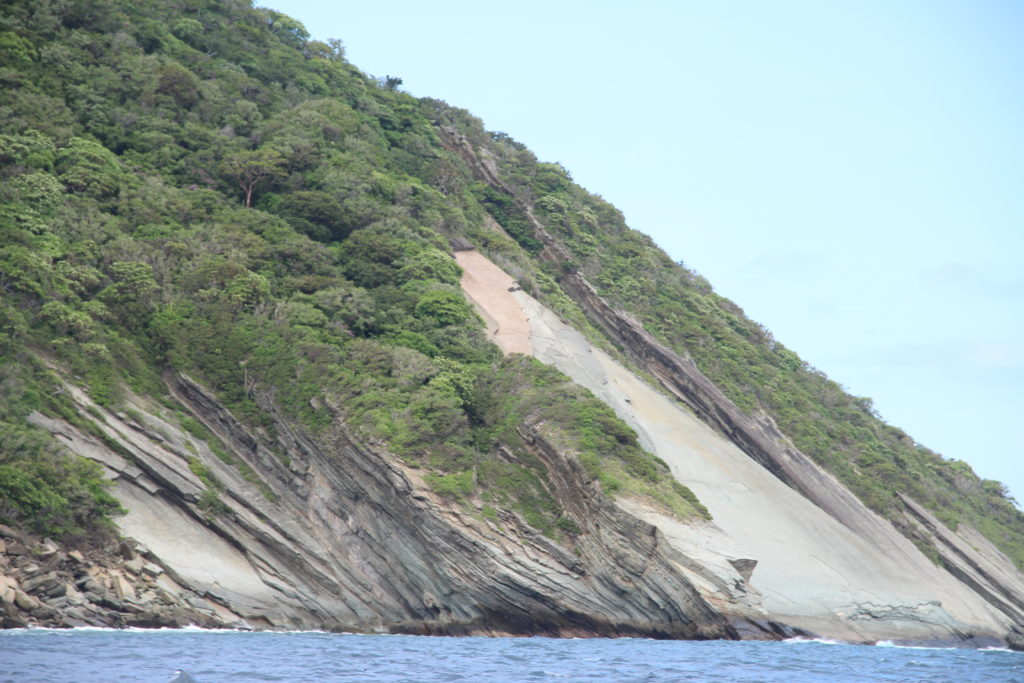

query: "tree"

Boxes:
[55, 137, 124, 199]
[219, 149, 286, 207]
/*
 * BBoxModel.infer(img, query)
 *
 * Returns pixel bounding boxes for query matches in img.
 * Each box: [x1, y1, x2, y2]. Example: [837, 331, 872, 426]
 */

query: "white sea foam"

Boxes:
[783, 636, 844, 646]
[874, 640, 957, 651]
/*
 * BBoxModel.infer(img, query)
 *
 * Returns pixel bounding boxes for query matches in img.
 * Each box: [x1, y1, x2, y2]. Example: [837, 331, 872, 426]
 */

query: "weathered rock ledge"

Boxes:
[0, 524, 232, 630]
[12, 368, 753, 640]
[439, 127, 1024, 650]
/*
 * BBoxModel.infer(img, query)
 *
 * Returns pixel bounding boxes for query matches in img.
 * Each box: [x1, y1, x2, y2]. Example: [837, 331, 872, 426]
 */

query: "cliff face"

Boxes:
[7, 243, 1021, 646]
[444, 131, 1024, 649]
[2, 136, 1021, 653]
[6, 369, 737, 640]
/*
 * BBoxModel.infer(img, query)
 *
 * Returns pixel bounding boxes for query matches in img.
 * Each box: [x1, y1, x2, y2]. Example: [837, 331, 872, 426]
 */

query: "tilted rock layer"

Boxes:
[6, 252, 1023, 649]
[455, 247, 1024, 648]
[13, 372, 740, 640]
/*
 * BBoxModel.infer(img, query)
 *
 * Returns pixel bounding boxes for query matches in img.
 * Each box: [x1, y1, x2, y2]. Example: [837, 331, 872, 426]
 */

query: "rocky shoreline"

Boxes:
[0, 525, 237, 630]
[4, 518, 1020, 650]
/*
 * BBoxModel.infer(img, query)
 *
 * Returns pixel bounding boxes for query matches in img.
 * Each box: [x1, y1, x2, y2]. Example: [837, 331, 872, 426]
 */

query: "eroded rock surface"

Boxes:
[18, 372, 735, 639]
[0, 524, 229, 630]
[455, 246, 1024, 648]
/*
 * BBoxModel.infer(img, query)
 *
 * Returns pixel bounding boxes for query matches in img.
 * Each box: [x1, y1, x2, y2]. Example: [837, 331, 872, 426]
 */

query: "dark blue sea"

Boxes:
[1, 628, 1021, 682]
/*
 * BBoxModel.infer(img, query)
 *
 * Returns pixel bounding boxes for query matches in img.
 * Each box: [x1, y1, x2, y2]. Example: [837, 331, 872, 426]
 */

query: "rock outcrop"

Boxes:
[15, 370, 739, 639]
[0, 525, 226, 630]
[8, 128, 1019, 651]
[455, 247, 1019, 647]
[441, 126, 1024, 648]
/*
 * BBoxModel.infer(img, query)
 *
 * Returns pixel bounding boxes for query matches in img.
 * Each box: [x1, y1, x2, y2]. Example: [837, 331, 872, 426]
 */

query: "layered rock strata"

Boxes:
[455, 247, 1022, 647]
[15, 371, 738, 639]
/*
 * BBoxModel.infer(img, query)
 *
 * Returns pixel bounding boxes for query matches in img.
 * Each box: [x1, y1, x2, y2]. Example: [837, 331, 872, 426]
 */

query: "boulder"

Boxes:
[61, 614, 91, 628]
[30, 603, 58, 620]
[64, 584, 87, 606]
[22, 572, 62, 596]
[118, 601, 145, 615]
[125, 609, 174, 628]
[77, 576, 103, 593]
[111, 573, 136, 601]
[1, 614, 28, 628]
[118, 540, 138, 561]
[45, 596, 70, 609]
[141, 562, 164, 578]
[36, 540, 59, 558]
[13, 589, 40, 610]
[95, 594, 126, 612]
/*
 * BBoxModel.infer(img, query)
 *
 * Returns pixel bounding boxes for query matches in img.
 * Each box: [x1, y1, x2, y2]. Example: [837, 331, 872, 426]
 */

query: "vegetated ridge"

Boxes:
[0, 0, 1022, 647]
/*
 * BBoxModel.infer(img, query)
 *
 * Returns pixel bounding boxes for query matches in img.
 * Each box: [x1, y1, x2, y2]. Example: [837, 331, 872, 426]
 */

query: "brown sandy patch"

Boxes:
[456, 251, 532, 355]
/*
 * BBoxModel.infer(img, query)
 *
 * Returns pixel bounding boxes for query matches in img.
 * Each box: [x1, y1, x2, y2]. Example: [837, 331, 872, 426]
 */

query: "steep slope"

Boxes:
[1, 0, 1022, 649]
[456, 249, 1020, 644]
[13, 368, 734, 639]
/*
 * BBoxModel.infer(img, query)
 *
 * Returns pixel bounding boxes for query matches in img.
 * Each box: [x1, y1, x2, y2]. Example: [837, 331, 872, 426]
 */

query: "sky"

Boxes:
[267, 1, 1024, 506]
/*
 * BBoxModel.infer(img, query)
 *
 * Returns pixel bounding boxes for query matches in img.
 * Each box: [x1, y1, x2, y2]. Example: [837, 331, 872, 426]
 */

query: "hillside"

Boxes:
[1, 0, 1023, 646]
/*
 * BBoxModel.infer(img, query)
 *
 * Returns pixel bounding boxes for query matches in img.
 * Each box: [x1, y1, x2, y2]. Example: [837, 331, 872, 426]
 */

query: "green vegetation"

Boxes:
[0, 0, 1017, 567]
[468, 122, 1024, 567]
[0, 356, 124, 541]
[469, 356, 709, 522]
[0, 0, 702, 545]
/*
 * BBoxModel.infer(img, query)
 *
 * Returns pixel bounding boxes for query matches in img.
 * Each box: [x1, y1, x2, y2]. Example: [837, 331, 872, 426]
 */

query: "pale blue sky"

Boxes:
[268, 1, 1024, 505]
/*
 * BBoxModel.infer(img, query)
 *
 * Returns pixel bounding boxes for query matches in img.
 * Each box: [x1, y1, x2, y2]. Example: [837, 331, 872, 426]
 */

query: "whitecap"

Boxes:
[874, 640, 956, 651]
[783, 637, 844, 646]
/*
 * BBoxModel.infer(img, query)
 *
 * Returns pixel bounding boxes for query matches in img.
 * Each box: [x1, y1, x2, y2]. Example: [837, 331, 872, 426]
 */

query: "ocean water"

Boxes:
[1, 629, 1021, 683]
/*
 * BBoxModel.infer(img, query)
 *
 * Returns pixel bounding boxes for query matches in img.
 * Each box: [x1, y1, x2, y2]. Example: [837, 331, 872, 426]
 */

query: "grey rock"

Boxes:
[20, 563, 42, 578]
[34, 544, 57, 560]
[79, 577, 104, 594]
[142, 562, 164, 578]
[118, 540, 138, 561]
[729, 559, 758, 583]
[29, 603, 58, 620]
[22, 572, 61, 596]
[1, 614, 27, 628]
[110, 573, 136, 601]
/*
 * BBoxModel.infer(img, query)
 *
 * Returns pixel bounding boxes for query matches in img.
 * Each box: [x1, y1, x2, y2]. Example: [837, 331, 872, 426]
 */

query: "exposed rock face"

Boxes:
[18, 372, 736, 639]
[455, 247, 1019, 646]
[439, 127, 1024, 648]
[0, 524, 223, 630]
[7, 136, 1021, 649]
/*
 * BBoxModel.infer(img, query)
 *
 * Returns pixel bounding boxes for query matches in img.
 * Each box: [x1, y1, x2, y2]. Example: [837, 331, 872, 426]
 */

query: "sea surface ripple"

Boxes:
[1, 629, 1021, 682]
